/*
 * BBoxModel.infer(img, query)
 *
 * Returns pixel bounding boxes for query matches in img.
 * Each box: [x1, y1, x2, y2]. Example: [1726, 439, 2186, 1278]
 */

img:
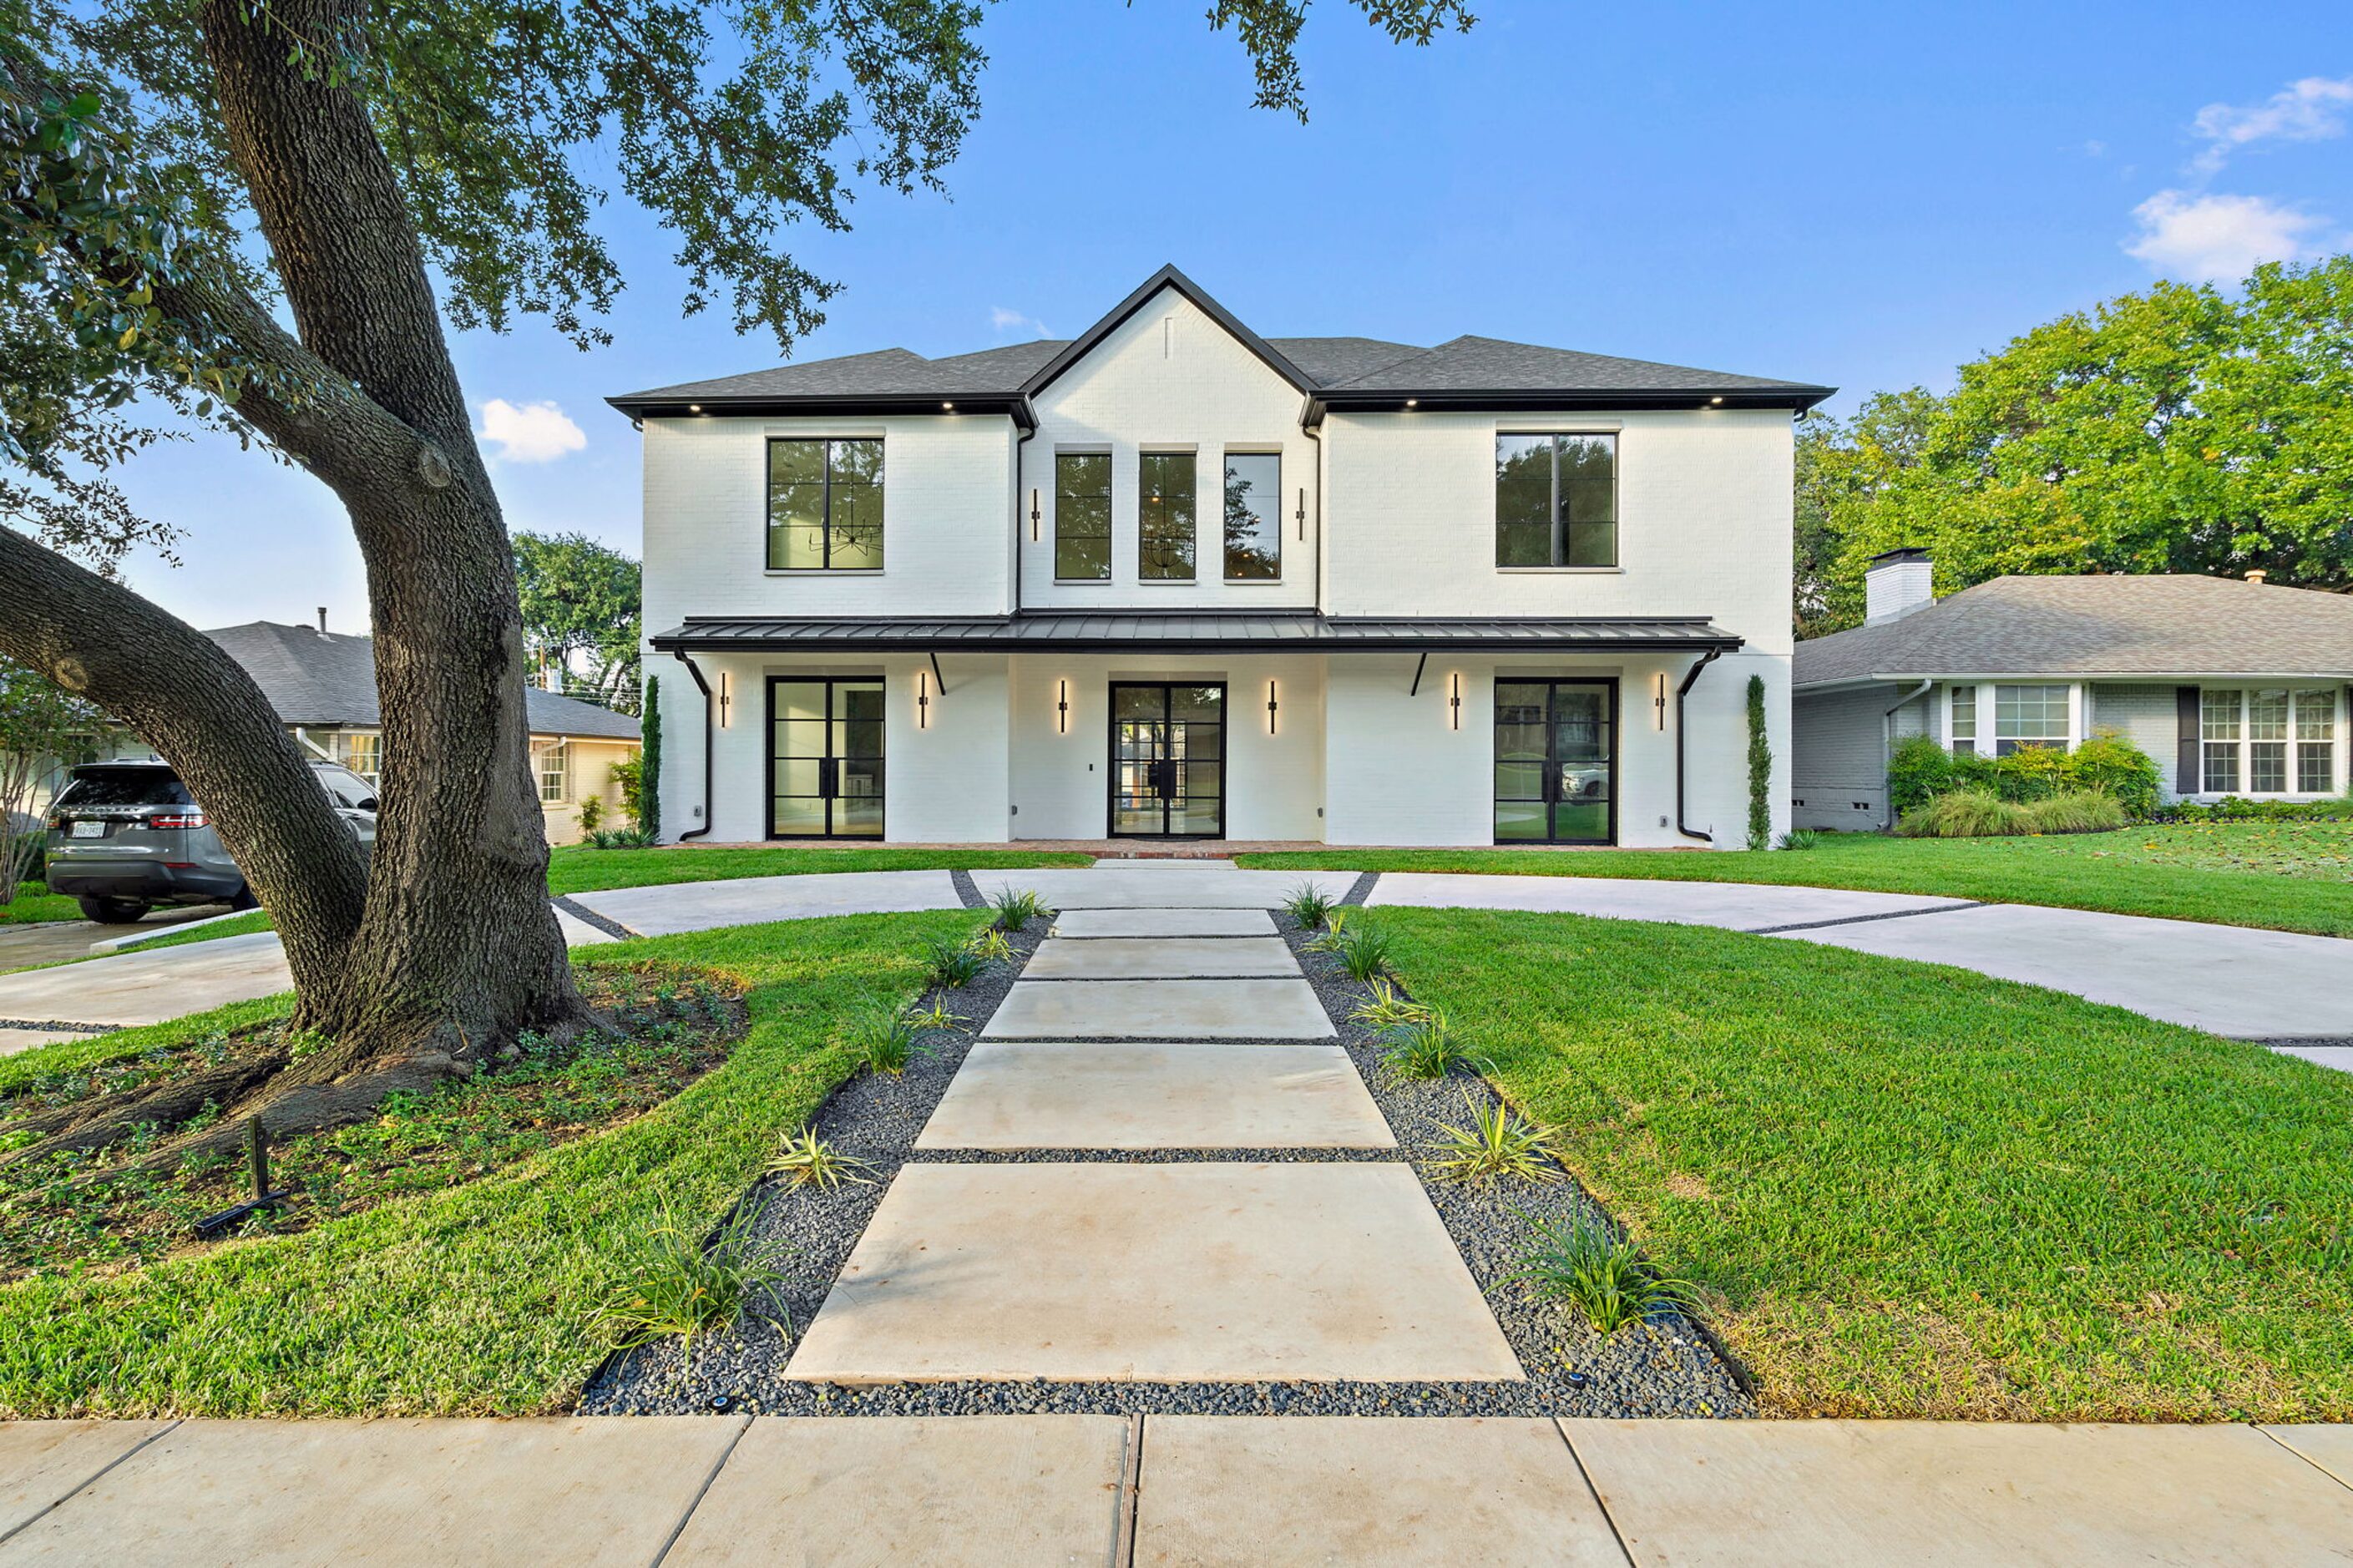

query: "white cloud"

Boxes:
[2189, 75, 2353, 174]
[475, 398, 587, 463]
[2123, 190, 2330, 282]
[989, 306, 1050, 338]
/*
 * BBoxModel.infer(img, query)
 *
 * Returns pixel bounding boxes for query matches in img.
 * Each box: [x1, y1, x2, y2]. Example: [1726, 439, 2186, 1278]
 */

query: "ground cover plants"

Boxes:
[1498, 1212, 1703, 1336]
[1372, 905, 2353, 1421]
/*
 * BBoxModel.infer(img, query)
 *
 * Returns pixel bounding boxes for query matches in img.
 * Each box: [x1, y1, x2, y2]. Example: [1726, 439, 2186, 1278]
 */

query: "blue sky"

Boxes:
[103, 0, 2353, 632]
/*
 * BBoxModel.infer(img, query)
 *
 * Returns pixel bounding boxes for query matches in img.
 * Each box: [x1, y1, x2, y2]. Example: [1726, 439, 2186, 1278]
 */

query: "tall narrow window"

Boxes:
[2295, 690, 2335, 793]
[767, 438, 883, 570]
[1495, 433, 1617, 567]
[2248, 688, 2290, 792]
[1139, 452, 1197, 580]
[1055, 453, 1111, 580]
[1222, 453, 1282, 580]
[2201, 689, 2242, 792]
[1948, 685, 1976, 756]
[535, 741, 569, 803]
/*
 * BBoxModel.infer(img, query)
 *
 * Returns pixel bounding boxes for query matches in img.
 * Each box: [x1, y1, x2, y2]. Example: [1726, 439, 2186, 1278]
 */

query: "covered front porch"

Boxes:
[647, 613, 1771, 849]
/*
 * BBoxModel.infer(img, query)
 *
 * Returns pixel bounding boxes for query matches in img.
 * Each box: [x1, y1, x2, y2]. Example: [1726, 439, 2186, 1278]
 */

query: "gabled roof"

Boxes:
[606, 265, 1833, 422]
[204, 622, 643, 741]
[1792, 575, 2353, 688]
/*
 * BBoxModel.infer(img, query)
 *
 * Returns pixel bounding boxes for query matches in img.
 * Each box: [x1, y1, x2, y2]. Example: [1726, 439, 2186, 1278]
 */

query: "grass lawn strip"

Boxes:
[1373, 906, 2353, 1422]
[1238, 823, 2353, 938]
[0, 884, 81, 926]
[0, 909, 980, 1418]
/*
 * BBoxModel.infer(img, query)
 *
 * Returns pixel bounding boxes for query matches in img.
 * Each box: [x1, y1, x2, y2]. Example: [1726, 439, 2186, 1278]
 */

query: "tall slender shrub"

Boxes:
[640, 675, 662, 840]
[1745, 674, 1772, 851]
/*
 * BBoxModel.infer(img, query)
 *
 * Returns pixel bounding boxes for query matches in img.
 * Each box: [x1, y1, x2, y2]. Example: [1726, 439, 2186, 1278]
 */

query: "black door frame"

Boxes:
[765, 675, 885, 840]
[1106, 680, 1228, 840]
[1493, 675, 1620, 846]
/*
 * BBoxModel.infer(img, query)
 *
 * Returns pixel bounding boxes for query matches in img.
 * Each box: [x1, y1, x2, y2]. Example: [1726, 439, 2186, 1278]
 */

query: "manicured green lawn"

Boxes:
[0, 883, 79, 926]
[1240, 822, 2353, 937]
[0, 909, 979, 1417]
[1376, 908, 2353, 1422]
[545, 843, 1090, 895]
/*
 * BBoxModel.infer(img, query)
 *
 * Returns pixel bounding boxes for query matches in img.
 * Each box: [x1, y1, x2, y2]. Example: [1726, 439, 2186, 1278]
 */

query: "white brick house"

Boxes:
[615, 266, 1830, 847]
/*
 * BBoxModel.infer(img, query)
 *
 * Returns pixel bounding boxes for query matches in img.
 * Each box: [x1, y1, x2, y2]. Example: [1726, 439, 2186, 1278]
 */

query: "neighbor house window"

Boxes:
[1948, 685, 1976, 756]
[1222, 452, 1281, 580]
[767, 438, 883, 570]
[340, 732, 382, 784]
[1991, 685, 2070, 755]
[1495, 432, 1617, 567]
[535, 741, 569, 803]
[2204, 688, 2335, 794]
[1054, 452, 1112, 580]
[1139, 452, 1196, 580]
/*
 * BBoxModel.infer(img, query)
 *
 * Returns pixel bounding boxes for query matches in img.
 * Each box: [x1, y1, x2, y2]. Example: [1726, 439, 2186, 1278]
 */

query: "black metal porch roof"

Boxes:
[650, 612, 1743, 655]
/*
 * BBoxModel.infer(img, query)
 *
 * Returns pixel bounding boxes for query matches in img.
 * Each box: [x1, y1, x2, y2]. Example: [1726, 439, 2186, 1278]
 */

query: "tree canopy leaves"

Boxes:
[1799, 258, 2353, 635]
[513, 530, 640, 711]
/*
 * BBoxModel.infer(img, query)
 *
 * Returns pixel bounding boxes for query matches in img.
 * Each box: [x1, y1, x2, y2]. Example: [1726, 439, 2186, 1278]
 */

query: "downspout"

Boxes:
[670, 650, 715, 841]
[1013, 406, 1038, 618]
[1880, 680, 1933, 832]
[1299, 417, 1324, 608]
[1674, 647, 1727, 842]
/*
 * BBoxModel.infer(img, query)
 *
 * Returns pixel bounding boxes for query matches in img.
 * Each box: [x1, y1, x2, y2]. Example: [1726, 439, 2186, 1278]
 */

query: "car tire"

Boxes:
[78, 896, 151, 925]
[228, 884, 261, 913]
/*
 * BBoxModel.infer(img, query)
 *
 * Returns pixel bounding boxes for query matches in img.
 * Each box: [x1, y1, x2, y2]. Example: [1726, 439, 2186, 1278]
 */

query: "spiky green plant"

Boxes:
[989, 886, 1051, 932]
[923, 935, 989, 988]
[1303, 908, 1351, 953]
[902, 999, 968, 1034]
[1427, 1094, 1561, 1186]
[1378, 1013, 1480, 1080]
[1351, 977, 1432, 1030]
[847, 1005, 923, 1075]
[967, 927, 1015, 964]
[1332, 919, 1396, 984]
[592, 1199, 790, 1348]
[1495, 1211, 1702, 1334]
[1283, 881, 1337, 931]
[768, 1130, 873, 1189]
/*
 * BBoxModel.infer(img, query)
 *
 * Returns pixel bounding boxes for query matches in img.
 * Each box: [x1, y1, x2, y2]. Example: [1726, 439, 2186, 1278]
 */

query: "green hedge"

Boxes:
[1889, 730, 2161, 820]
[2151, 795, 2353, 822]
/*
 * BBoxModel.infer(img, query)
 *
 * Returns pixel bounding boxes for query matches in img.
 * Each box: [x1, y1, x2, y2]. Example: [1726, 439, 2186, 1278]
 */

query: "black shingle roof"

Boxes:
[205, 622, 642, 740]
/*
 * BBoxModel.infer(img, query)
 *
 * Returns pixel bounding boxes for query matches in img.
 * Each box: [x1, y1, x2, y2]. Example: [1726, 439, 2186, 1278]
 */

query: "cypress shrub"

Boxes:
[1746, 675, 1772, 852]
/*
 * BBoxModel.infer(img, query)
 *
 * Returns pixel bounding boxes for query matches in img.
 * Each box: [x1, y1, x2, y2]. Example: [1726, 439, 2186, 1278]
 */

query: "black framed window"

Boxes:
[768, 438, 883, 570]
[1055, 452, 1112, 580]
[1495, 432, 1617, 567]
[1139, 452, 1197, 580]
[1222, 452, 1281, 581]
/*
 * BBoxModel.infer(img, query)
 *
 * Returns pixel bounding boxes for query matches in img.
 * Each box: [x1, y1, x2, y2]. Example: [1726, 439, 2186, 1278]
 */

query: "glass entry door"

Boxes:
[1495, 680, 1616, 844]
[770, 677, 885, 838]
[1110, 683, 1225, 837]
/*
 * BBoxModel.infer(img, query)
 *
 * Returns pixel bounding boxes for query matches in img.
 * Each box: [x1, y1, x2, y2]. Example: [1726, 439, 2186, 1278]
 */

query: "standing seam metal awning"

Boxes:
[649, 613, 1743, 654]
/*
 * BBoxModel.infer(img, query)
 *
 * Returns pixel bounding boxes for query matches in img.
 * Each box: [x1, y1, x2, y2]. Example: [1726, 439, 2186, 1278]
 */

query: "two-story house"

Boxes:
[615, 266, 1830, 847]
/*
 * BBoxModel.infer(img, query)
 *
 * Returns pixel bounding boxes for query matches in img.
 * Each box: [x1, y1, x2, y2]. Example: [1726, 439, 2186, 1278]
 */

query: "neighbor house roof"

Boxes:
[204, 622, 642, 741]
[609, 264, 1833, 423]
[649, 611, 1743, 655]
[1792, 575, 2353, 688]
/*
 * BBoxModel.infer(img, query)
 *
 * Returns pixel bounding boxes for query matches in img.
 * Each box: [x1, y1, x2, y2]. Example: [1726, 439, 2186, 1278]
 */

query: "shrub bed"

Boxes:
[1889, 731, 2160, 819]
[1899, 788, 2128, 838]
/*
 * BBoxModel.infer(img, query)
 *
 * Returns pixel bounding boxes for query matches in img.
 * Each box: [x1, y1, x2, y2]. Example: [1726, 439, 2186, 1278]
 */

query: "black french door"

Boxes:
[1494, 679, 1617, 844]
[769, 677, 885, 838]
[1109, 683, 1225, 838]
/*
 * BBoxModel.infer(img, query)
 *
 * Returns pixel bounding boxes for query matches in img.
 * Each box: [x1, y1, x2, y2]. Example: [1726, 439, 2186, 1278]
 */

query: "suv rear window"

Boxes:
[56, 771, 195, 807]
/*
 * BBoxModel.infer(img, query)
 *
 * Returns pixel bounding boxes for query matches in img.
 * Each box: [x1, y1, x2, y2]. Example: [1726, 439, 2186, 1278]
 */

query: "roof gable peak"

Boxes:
[1020, 264, 1313, 400]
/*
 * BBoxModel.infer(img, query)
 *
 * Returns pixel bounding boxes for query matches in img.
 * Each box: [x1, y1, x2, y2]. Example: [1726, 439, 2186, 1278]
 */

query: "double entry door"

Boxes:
[1110, 683, 1225, 837]
[1495, 679, 1617, 844]
[770, 677, 884, 838]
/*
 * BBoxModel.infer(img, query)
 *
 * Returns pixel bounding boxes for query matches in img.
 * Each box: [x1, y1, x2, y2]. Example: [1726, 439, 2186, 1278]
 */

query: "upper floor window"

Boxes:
[1496, 432, 1617, 568]
[768, 438, 883, 571]
[1055, 453, 1111, 580]
[1222, 452, 1282, 581]
[2204, 687, 2335, 793]
[1139, 452, 1197, 581]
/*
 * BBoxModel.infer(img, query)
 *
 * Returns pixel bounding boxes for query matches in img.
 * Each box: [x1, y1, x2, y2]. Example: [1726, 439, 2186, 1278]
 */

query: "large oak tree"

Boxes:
[0, 0, 1470, 1165]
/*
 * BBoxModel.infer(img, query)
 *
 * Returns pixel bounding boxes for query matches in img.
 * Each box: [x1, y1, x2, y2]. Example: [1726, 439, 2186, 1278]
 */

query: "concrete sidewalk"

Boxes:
[3, 1416, 2345, 1565]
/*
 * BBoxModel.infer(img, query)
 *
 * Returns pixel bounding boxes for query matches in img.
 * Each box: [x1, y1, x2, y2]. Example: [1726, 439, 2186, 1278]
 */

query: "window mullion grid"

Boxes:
[1549, 437, 1564, 568]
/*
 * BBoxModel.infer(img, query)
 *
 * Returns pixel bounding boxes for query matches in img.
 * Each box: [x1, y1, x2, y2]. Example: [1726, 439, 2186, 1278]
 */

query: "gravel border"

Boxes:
[0, 1016, 115, 1035]
[580, 901, 1753, 1420]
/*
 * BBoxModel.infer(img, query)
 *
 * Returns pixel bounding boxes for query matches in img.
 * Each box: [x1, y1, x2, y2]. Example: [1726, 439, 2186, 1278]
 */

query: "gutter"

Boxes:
[669, 650, 716, 841]
[1880, 679, 1934, 831]
[1674, 647, 1727, 842]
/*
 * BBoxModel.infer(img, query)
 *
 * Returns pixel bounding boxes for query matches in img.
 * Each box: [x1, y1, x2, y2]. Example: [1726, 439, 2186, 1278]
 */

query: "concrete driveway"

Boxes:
[0, 905, 230, 976]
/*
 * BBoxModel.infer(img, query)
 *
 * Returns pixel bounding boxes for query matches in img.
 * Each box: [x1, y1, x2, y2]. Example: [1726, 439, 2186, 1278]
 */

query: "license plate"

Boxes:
[69, 820, 106, 838]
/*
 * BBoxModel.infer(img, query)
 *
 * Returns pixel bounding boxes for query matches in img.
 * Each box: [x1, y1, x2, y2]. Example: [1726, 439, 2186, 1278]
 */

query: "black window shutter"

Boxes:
[2175, 686, 2200, 794]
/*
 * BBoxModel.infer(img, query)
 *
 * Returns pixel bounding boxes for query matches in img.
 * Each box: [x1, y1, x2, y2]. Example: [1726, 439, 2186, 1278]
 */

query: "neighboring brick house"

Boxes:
[1791, 551, 2353, 831]
[618, 265, 1830, 847]
[56, 620, 642, 844]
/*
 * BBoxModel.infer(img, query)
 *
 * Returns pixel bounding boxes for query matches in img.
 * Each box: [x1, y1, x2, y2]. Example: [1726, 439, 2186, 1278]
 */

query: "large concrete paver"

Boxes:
[2267, 1424, 2353, 1489]
[1051, 907, 1277, 938]
[984, 978, 1333, 1040]
[0, 1028, 83, 1060]
[0, 1418, 746, 1566]
[0, 1421, 172, 1539]
[973, 867, 1354, 910]
[0, 930, 291, 1029]
[783, 1162, 1521, 1384]
[917, 1042, 1394, 1150]
[1781, 902, 2353, 1039]
[1367, 871, 1967, 929]
[1566, 1418, 2353, 1567]
[1135, 1416, 1627, 1566]
[664, 1415, 1127, 1566]
[1022, 935, 1299, 980]
[569, 868, 961, 934]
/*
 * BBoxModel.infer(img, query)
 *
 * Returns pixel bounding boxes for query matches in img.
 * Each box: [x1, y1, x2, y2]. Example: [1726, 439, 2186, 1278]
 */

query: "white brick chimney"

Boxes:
[1865, 548, 1933, 624]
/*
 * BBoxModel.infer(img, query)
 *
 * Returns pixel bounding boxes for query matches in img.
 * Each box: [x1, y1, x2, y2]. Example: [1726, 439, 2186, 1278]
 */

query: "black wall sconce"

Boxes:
[1056, 678, 1070, 734]
[1030, 488, 1040, 541]
[1295, 487, 1306, 541]
[1449, 671, 1462, 730]
[1266, 680, 1279, 734]
[716, 670, 731, 728]
[917, 668, 931, 729]
[1654, 670, 1668, 730]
